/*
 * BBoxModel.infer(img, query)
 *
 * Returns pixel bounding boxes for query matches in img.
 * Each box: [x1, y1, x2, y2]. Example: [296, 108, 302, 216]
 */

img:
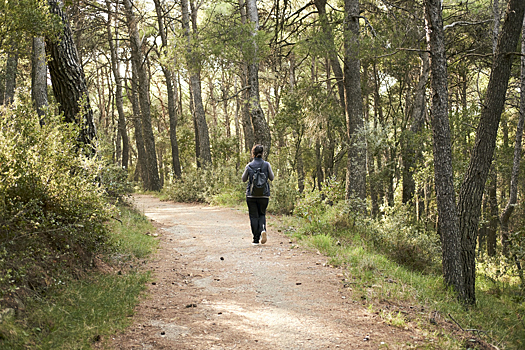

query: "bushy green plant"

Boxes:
[0, 102, 114, 301]
[99, 163, 133, 199]
[163, 160, 245, 204]
[267, 172, 298, 215]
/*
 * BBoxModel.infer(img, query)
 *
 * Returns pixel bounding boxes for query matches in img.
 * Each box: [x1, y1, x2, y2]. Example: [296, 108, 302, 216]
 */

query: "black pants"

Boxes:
[246, 197, 269, 243]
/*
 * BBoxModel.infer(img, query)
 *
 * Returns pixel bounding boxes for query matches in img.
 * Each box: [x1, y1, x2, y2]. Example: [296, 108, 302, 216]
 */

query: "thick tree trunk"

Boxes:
[245, 0, 271, 158]
[153, 0, 182, 178]
[123, 0, 161, 191]
[457, 0, 525, 304]
[46, 0, 96, 152]
[31, 37, 48, 119]
[343, 0, 366, 201]
[181, 0, 212, 167]
[127, 66, 149, 186]
[106, 0, 129, 169]
[424, 0, 465, 298]
[500, 17, 525, 256]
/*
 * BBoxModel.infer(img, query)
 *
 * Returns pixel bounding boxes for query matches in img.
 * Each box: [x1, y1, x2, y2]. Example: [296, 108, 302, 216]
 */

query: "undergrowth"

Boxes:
[0, 204, 157, 350]
[0, 101, 157, 349]
[280, 192, 525, 349]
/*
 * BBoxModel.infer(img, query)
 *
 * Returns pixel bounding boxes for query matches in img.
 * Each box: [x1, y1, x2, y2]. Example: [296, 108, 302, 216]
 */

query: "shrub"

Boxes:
[163, 160, 245, 204]
[268, 172, 298, 215]
[0, 103, 114, 304]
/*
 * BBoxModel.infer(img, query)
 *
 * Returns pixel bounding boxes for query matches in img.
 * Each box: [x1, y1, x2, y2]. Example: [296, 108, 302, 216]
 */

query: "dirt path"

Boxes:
[110, 195, 422, 349]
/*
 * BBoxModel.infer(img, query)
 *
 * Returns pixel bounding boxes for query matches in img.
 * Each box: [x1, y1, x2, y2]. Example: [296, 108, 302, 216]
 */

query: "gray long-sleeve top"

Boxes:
[242, 157, 274, 197]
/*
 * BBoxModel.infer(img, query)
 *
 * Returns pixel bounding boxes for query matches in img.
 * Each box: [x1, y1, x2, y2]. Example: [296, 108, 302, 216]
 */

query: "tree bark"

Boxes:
[153, 0, 182, 178]
[424, 0, 465, 298]
[402, 51, 429, 205]
[500, 16, 525, 256]
[46, 0, 96, 152]
[181, 0, 212, 167]
[123, 0, 161, 191]
[31, 36, 49, 120]
[238, 0, 255, 152]
[106, 0, 129, 169]
[457, 0, 525, 304]
[4, 50, 18, 105]
[343, 0, 366, 201]
[245, 0, 271, 158]
[314, 0, 345, 109]
[127, 64, 149, 186]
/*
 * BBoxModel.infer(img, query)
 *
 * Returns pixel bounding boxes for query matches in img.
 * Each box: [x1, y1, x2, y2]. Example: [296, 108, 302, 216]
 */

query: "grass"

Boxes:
[0, 204, 157, 350]
[278, 214, 525, 350]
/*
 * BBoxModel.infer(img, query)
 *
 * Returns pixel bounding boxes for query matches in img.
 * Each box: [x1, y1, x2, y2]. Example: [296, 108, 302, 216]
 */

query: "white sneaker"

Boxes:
[260, 231, 267, 244]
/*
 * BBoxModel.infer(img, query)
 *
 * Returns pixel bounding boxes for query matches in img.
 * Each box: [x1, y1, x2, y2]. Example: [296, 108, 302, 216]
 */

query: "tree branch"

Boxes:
[444, 19, 492, 31]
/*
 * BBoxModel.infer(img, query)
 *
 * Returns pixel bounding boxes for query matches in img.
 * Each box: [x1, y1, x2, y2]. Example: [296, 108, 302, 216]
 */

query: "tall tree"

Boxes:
[181, 0, 212, 167]
[46, 0, 96, 151]
[343, 0, 366, 201]
[106, 0, 129, 169]
[238, 0, 254, 152]
[153, 0, 182, 178]
[500, 17, 525, 257]
[424, 0, 465, 298]
[245, 0, 271, 157]
[313, 0, 345, 108]
[402, 51, 429, 208]
[457, 0, 525, 303]
[123, 0, 161, 191]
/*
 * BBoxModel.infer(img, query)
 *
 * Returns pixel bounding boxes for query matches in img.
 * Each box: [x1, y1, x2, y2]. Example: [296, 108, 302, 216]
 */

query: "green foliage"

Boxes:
[99, 164, 133, 199]
[107, 205, 157, 260]
[284, 207, 525, 349]
[0, 0, 60, 48]
[0, 272, 150, 350]
[267, 172, 298, 215]
[0, 197, 156, 349]
[163, 160, 245, 204]
[0, 102, 113, 299]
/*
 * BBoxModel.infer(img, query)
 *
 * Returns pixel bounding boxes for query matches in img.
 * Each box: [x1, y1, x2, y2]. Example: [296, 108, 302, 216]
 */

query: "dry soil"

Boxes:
[109, 195, 427, 349]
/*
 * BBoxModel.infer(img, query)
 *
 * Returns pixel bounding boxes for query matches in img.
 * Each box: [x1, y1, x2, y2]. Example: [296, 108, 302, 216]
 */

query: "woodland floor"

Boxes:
[108, 194, 432, 349]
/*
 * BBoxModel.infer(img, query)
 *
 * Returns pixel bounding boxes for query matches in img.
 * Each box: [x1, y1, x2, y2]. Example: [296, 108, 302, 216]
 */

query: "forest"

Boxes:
[1, 0, 525, 343]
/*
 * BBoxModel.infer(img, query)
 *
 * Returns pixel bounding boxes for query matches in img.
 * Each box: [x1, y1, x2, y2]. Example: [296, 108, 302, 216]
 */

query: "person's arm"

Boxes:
[242, 165, 250, 182]
[267, 163, 275, 181]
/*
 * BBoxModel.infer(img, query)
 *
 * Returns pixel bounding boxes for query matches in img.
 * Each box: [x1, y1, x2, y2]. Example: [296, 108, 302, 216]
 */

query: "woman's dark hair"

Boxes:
[251, 144, 264, 158]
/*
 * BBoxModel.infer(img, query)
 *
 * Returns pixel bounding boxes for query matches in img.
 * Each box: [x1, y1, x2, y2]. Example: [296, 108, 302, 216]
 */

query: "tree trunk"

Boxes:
[238, 0, 255, 152]
[245, 0, 271, 158]
[314, 0, 345, 109]
[181, 0, 212, 167]
[153, 0, 182, 178]
[222, 70, 231, 138]
[424, 0, 465, 298]
[127, 65, 149, 187]
[486, 170, 499, 256]
[4, 50, 18, 105]
[500, 16, 525, 257]
[343, 0, 366, 201]
[31, 36, 49, 120]
[106, 0, 129, 169]
[123, 0, 161, 191]
[457, 0, 525, 304]
[402, 51, 430, 205]
[46, 0, 96, 152]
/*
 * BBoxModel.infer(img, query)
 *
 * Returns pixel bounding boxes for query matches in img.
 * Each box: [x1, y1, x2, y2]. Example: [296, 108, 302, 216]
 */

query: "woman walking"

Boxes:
[242, 145, 274, 245]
